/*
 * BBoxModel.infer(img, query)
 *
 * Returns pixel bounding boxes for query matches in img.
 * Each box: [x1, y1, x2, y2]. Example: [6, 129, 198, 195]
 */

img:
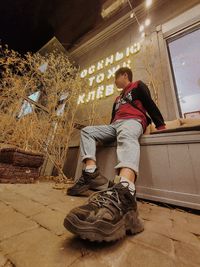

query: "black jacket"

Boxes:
[110, 80, 165, 128]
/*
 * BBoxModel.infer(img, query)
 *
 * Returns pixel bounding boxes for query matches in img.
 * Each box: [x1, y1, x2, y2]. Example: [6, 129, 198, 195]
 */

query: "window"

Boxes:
[18, 91, 41, 118]
[167, 27, 200, 118]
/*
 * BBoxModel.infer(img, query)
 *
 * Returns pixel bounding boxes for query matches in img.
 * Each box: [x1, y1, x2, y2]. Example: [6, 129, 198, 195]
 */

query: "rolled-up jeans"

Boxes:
[80, 119, 143, 175]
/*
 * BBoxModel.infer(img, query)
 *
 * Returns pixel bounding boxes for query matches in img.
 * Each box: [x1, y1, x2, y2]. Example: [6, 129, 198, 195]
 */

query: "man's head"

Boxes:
[115, 67, 133, 89]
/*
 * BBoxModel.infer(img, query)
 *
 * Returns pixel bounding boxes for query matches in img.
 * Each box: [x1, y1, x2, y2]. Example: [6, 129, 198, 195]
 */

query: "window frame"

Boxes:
[166, 24, 200, 117]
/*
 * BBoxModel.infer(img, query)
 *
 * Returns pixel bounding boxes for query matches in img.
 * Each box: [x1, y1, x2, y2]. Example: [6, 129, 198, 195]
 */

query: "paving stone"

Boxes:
[171, 261, 192, 267]
[137, 201, 151, 212]
[143, 219, 173, 236]
[0, 252, 7, 267]
[0, 190, 23, 206]
[0, 184, 15, 192]
[138, 203, 173, 223]
[0, 251, 13, 267]
[7, 183, 53, 195]
[168, 226, 200, 247]
[186, 213, 200, 225]
[6, 184, 60, 206]
[0, 207, 38, 241]
[19, 191, 59, 206]
[146, 212, 172, 223]
[121, 241, 175, 267]
[0, 202, 11, 215]
[42, 188, 69, 203]
[174, 241, 200, 266]
[0, 228, 82, 267]
[8, 198, 46, 217]
[32, 209, 66, 236]
[49, 197, 86, 215]
[70, 239, 176, 267]
[149, 204, 172, 216]
[10, 183, 67, 203]
[173, 221, 200, 236]
[1, 184, 35, 195]
[138, 208, 151, 220]
[0, 188, 48, 217]
[144, 218, 200, 247]
[135, 202, 152, 220]
[67, 254, 110, 267]
[170, 210, 189, 224]
[131, 230, 174, 255]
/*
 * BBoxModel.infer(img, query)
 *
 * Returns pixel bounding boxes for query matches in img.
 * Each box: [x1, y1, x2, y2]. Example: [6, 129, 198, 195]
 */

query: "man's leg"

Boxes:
[119, 167, 136, 182]
[67, 124, 116, 195]
[64, 120, 144, 241]
[80, 125, 116, 163]
[115, 119, 143, 192]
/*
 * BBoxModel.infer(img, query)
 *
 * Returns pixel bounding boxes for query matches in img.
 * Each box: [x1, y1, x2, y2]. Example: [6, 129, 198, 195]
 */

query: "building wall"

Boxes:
[67, 0, 199, 148]
[70, 0, 199, 140]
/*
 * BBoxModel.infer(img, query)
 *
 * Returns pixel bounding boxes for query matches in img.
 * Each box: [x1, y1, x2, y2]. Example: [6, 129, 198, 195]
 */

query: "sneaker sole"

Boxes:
[63, 210, 144, 242]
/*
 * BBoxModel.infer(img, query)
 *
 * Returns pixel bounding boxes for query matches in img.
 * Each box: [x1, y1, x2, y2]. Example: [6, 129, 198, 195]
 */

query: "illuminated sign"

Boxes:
[78, 42, 141, 104]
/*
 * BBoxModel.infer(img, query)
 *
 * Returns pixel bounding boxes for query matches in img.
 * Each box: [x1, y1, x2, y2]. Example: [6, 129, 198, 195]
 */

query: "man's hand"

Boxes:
[156, 125, 166, 131]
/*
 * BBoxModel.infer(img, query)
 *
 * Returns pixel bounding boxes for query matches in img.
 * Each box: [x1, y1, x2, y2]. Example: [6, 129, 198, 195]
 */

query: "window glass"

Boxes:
[168, 28, 200, 118]
[18, 91, 41, 118]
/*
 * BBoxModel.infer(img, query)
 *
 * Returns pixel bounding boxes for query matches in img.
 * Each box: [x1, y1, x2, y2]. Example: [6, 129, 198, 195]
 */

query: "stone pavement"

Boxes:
[0, 182, 200, 267]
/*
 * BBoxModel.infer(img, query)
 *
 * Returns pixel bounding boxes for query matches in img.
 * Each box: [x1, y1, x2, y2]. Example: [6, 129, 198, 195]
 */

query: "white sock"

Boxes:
[119, 176, 135, 195]
[85, 165, 96, 173]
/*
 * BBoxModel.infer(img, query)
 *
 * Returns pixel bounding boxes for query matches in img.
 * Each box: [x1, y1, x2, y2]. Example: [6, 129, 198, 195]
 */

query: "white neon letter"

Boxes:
[105, 84, 114, 96]
[97, 60, 104, 70]
[115, 51, 124, 61]
[86, 91, 95, 102]
[96, 86, 104, 99]
[80, 69, 87, 78]
[77, 94, 85, 104]
[88, 65, 95, 75]
[88, 76, 95, 86]
[96, 73, 105, 83]
[107, 65, 120, 80]
[105, 55, 114, 66]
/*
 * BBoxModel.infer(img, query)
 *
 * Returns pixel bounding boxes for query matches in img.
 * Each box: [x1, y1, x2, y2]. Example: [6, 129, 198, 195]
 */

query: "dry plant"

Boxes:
[0, 44, 91, 178]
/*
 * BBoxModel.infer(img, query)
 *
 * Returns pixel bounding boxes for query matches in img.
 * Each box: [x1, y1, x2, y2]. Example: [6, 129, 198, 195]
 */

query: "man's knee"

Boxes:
[81, 126, 95, 136]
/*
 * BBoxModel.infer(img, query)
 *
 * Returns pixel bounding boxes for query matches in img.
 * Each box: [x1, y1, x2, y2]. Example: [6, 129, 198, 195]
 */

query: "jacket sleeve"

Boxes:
[110, 102, 116, 124]
[138, 81, 166, 128]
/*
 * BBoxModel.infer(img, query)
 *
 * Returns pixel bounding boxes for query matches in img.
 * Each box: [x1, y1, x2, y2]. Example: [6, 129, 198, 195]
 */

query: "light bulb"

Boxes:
[139, 25, 144, 32]
[146, 0, 152, 8]
[145, 18, 151, 26]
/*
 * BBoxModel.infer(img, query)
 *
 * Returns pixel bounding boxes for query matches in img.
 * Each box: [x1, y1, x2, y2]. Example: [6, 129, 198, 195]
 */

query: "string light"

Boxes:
[128, 0, 152, 38]
[128, 0, 141, 27]
[139, 25, 144, 32]
[145, 18, 151, 26]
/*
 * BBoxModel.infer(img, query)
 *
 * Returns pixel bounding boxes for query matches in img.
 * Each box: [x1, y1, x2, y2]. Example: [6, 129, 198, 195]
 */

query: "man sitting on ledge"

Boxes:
[64, 67, 166, 242]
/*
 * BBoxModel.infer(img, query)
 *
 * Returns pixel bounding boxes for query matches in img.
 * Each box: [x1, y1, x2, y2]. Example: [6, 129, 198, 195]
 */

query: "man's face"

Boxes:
[115, 73, 128, 89]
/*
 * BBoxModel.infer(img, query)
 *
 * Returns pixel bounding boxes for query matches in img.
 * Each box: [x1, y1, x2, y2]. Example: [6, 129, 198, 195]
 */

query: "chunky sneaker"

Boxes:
[64, 181, 144, 241]
[67, 168, 108, 196]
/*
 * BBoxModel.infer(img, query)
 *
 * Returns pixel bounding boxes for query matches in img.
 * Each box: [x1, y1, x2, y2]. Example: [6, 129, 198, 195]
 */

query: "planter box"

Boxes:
[0, 148, 44, 167]
[0, 148, 44, 183]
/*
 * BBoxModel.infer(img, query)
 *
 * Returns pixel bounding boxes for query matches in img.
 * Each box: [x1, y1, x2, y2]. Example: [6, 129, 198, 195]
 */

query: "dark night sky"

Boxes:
[0, 0, 102, 53]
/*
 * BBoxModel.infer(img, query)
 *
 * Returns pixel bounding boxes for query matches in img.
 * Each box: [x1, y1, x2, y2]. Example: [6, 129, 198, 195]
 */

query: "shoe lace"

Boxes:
[88, 181, 132, 212]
